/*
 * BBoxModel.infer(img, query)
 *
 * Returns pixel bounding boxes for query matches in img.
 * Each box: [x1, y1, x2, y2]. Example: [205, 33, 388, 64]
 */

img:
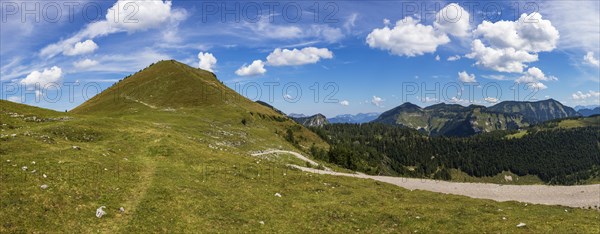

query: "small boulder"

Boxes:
[516, 223, 526, 228]
[96, 206, 107, 218]
[274, 193, 282, 198]
[40, 184, 49, 190]
[72, 146, 81, 150]
[119, 207, 125, 213]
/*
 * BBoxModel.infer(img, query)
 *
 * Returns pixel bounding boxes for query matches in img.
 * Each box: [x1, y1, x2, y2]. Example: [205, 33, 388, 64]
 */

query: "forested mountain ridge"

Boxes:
[488, 99, 579, 124]
[373, 99, 579, 136]
[310, 117, 600, 185]
[373, 102, 527, 136]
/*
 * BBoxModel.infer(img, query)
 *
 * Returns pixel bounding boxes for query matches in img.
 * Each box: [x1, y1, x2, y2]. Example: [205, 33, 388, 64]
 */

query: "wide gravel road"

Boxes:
[255, 150, 600, 208]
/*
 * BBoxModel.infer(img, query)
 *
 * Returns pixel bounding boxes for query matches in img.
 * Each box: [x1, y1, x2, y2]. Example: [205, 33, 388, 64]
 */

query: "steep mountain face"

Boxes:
[578, 107, 600, 117]
[488, 99, 580, 124]
[292, 114, 329, 127]
[328, 112, 380, 123]
[373, 102, 528, 136]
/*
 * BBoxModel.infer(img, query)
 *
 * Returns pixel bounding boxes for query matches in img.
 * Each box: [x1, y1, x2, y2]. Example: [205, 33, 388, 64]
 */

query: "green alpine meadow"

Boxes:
[1, 0, 599, 233]
[1, 61, 599, 232]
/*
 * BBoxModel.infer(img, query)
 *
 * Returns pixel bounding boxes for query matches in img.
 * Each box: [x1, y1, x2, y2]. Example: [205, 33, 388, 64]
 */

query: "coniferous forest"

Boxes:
[309, 123, 600, 185]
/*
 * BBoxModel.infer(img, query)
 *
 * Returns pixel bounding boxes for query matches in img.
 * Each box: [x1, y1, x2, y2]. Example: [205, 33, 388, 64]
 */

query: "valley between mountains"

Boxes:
[1, 60, 598, 232]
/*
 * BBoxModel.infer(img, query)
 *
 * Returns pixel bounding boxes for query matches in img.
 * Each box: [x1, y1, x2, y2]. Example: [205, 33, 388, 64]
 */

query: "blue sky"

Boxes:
[1, 0, 599, 117]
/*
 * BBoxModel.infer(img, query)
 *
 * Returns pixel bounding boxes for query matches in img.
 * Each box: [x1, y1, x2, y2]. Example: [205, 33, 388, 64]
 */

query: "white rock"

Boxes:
[21, 166, 28, 171]
[96, 206, 107, 218]
[43, 174, 47, 178]
[259, 221, 265, 225]
[31, 161, 36, 164]
[40, 184, 48, 190]
[119, 207, 125, 213]
[72, 146, 81, 150]
[6, 160, 10, 163]
[502, 217, 507, 220]
[31, 170, 36, 173]
[516, 222, 526, 228]
[274, 193, 282, 197]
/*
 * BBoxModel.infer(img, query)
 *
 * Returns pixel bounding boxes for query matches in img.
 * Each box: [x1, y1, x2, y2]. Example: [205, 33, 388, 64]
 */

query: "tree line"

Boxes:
[308, 123, 600, 185]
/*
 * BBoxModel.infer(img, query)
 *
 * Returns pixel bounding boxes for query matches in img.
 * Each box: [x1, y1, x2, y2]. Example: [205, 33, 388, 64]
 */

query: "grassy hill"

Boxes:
[1, 61, 599, 232]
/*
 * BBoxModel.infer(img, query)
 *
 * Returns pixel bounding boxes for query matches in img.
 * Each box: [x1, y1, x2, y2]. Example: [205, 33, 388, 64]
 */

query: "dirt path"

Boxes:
[256, 150, 599, 208]
[251, 149, 332, 171]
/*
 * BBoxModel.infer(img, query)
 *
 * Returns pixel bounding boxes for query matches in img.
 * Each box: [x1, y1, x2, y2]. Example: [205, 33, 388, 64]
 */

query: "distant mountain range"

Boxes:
[290, 114, 329, 127]
[288, 113, 307, 118]
[372, 99, 580, 136]
[574, 105, 599, 111]
[578, 107, 600, 117]
[328, 113, 380, 124]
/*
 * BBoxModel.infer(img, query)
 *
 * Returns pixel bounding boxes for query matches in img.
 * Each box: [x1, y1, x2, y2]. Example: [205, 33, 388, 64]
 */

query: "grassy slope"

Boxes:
[505, 116, 600, 139]
[1, 61, 599, 232]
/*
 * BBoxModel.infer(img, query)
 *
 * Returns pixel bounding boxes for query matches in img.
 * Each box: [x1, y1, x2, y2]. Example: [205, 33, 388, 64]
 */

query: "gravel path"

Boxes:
[251, 150, 332, 171]
[254, 150, 599, 208]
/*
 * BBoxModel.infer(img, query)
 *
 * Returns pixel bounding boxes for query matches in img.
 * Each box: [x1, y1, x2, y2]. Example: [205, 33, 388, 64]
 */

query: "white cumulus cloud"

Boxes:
[466, 39, 538, 73]
[198, 52, 217, 72]
[366, 17, 450, 57]
[484, 97, 498, 103]
[458, 71, 476, 82]
[63, 40, 98, 56]
[434, 3, 471, 37]
[583, 52, 600, 67]
[371, 96, 384, 107]
[73, 59, 99, 69]
[40, 0, 187, 58]
[515, 67, 557, 90]
[235, 60, 266, 76]
[467, 13, 559, 73]
[572, 90, 600, 100]
[340, 100, 350, 106]
[266, 47, 333, 66]
[474, 13, 559, 53]
[447, 55, 461, 61]
[20, 66, 63, 86]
